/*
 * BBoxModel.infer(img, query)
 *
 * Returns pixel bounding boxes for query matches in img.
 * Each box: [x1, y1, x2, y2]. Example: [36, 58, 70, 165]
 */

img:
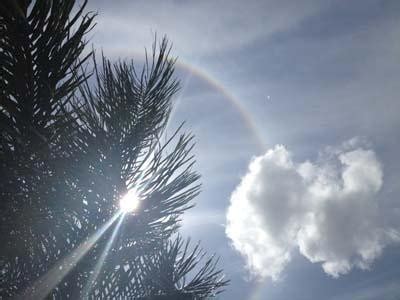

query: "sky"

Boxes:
[86, 1, 400, 299]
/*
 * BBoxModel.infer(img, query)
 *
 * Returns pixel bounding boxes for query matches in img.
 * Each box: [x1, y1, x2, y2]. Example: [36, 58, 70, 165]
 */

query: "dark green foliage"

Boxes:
[69, 45, 200, 239]
[76, 236, 228, 299]
[0, 0, 228, 298]
[0, 0, 95, 287]
[134, 236, 228, 299]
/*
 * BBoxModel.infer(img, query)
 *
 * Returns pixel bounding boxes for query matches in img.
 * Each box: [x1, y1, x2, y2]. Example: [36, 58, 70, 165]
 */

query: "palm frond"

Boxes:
[88, 235, 229, 299]
[0, 0, 94, 294]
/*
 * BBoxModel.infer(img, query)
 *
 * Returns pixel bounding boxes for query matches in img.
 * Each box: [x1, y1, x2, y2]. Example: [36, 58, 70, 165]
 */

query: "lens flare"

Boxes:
[83, 214, 125, 297]
[19, 212, 121, 299]
[119, 189, 140, 213]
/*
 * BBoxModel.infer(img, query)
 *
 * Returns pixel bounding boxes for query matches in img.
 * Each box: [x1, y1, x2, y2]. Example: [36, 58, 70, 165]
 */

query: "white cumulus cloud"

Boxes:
[226, 140, 399, 280]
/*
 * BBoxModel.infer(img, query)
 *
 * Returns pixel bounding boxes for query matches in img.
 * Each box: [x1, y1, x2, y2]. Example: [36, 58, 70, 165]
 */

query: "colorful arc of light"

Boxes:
[111, 49, 267, 152]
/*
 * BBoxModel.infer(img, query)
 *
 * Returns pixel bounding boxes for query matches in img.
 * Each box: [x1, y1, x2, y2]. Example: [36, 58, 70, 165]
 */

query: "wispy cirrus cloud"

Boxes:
[88, 0, 326, 58]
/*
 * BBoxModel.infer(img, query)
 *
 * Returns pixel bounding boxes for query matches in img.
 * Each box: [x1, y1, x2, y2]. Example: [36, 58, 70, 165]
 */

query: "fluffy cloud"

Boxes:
[226, 140, 399, 280]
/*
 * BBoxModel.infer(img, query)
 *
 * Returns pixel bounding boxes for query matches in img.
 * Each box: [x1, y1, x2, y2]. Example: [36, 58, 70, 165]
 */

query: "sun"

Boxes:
[119, 189, 140, 213]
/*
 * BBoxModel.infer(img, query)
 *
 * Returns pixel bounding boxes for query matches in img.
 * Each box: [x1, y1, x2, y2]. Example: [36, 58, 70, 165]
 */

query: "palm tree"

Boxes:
[0, 0, 94, 293]
[0, 0, 228, 298]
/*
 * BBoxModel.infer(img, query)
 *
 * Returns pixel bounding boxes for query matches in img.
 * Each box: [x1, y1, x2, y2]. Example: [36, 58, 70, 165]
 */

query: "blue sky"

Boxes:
[86, 1, 400, 299]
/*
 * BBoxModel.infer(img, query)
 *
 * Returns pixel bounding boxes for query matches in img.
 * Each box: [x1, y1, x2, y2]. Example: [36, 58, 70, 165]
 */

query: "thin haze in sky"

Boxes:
[89, 1, 400, 299]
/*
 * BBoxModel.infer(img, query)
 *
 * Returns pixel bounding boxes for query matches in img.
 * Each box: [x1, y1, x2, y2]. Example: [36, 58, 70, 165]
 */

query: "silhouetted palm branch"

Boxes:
[0, 1, 228, 299]
[89, 236, 229, 299]
[0, 0, 94, 294]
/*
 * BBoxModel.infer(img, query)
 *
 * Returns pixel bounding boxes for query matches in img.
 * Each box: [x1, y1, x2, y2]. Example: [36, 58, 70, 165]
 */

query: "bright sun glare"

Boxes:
[119, 189, 140, 213]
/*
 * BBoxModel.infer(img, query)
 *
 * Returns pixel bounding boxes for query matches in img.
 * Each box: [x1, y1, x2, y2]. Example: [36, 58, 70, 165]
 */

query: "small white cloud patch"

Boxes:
[226, 140, 398, 280]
